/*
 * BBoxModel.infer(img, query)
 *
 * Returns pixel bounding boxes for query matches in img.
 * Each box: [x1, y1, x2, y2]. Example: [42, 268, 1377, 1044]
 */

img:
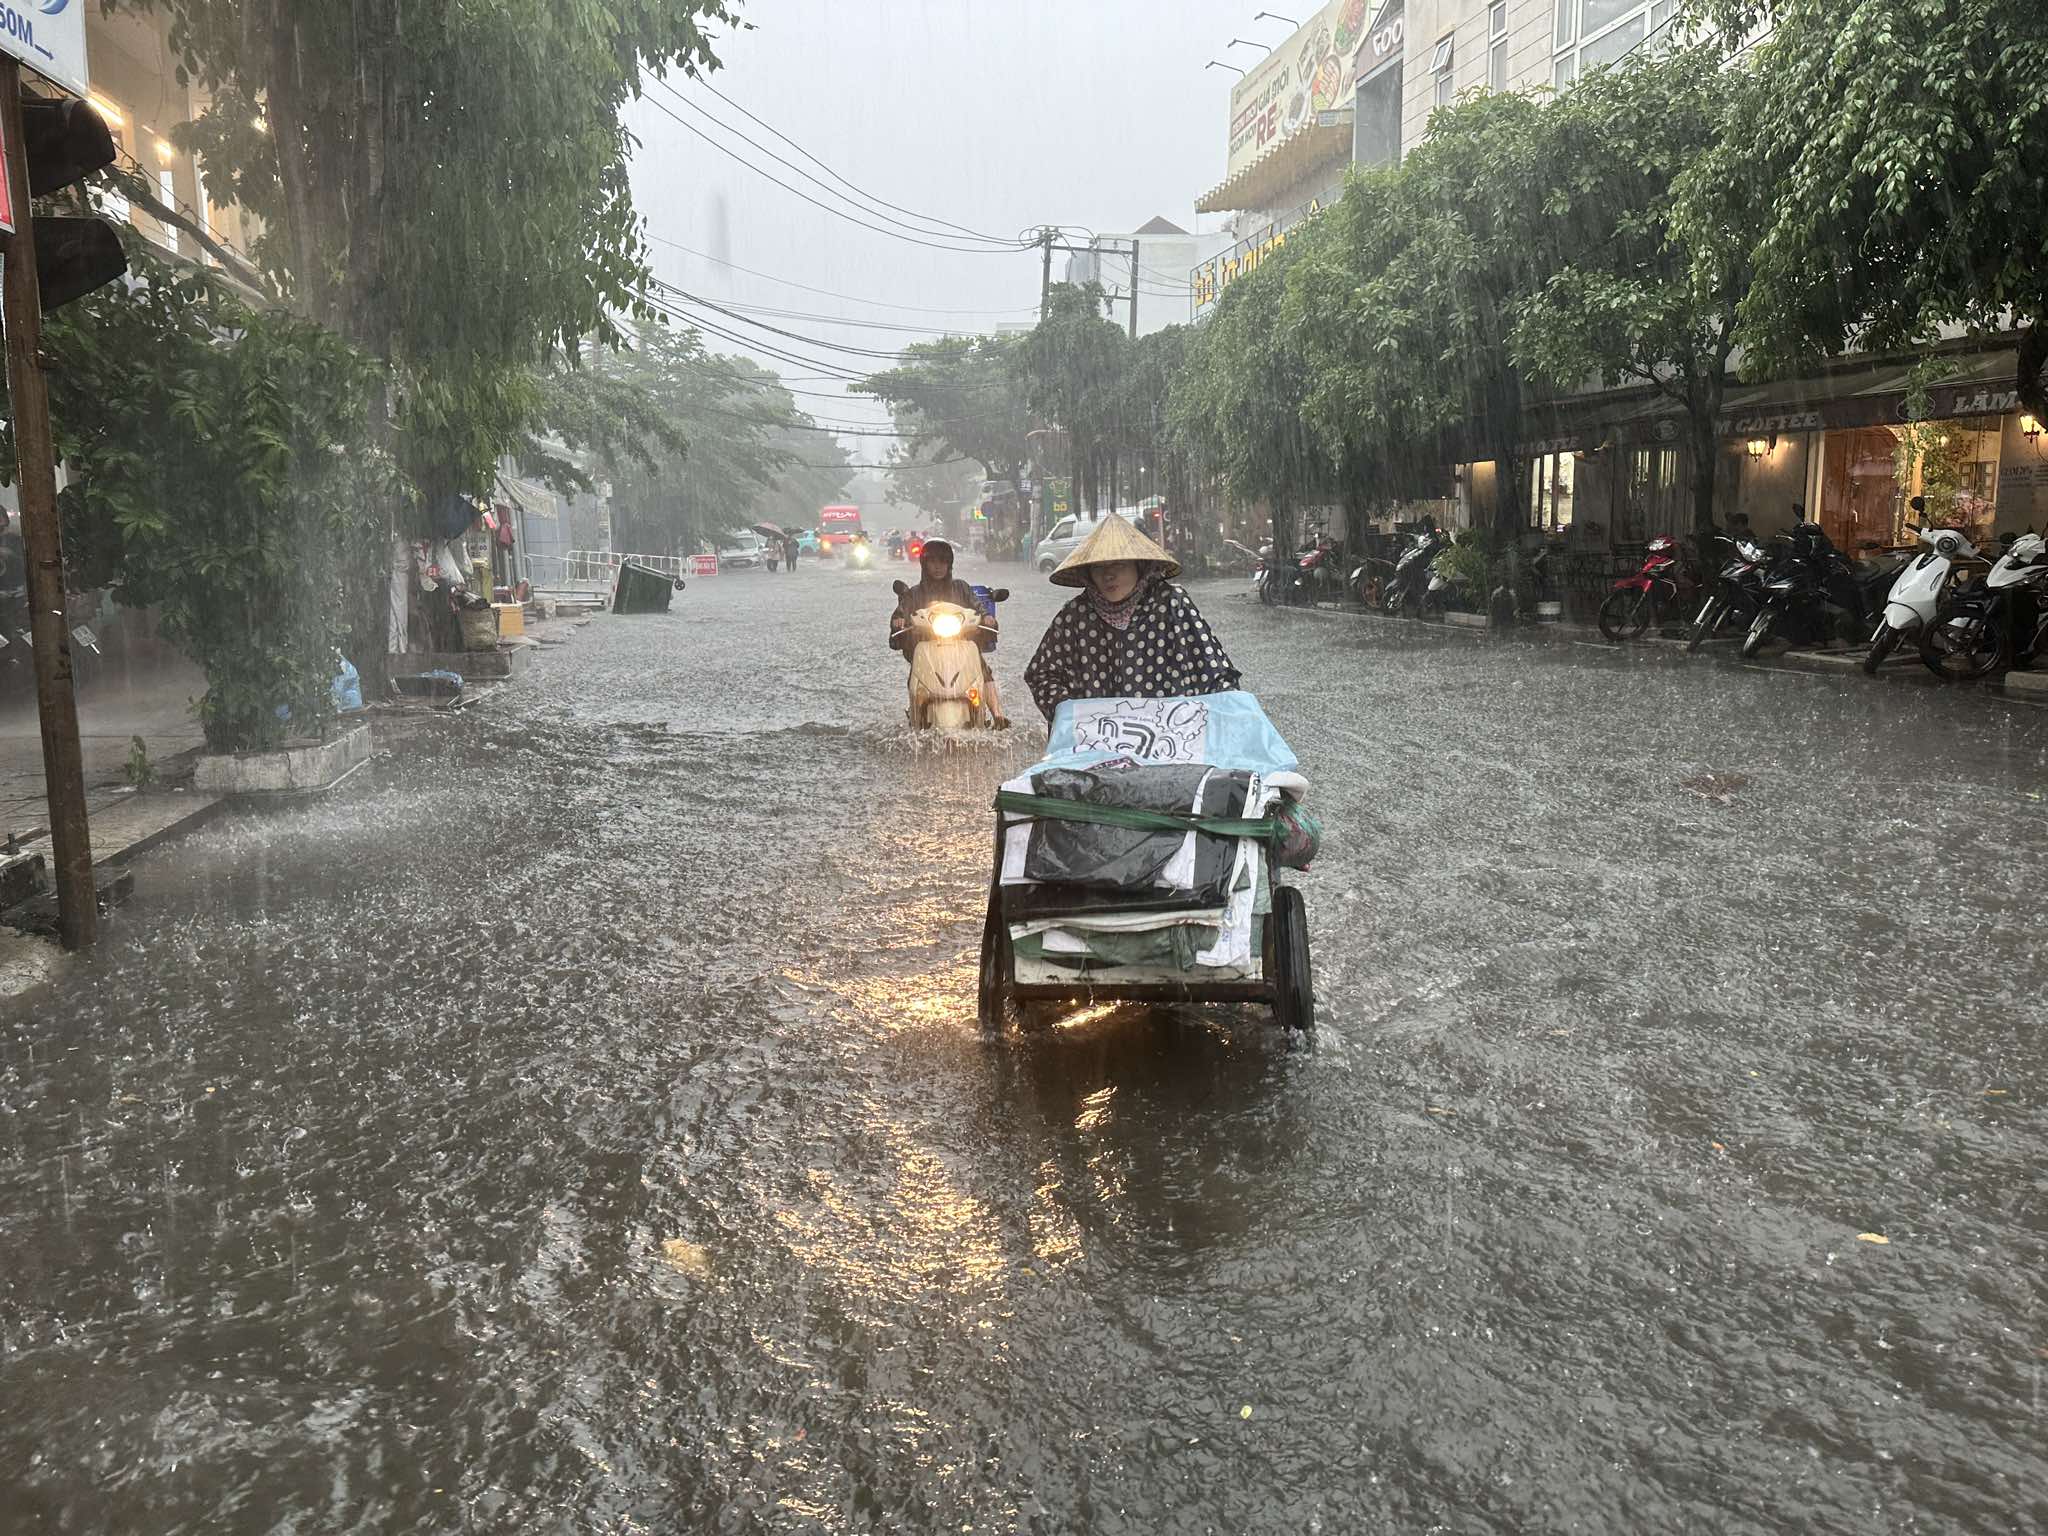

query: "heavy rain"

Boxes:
[4, 2, 2048, 1533]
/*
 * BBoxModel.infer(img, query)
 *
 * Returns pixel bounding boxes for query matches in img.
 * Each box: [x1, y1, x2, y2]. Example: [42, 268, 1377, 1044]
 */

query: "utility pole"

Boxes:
[0, 61, 95, 950]
[1128, 239, 1140, 340]
[1039, 226, 1054, 320]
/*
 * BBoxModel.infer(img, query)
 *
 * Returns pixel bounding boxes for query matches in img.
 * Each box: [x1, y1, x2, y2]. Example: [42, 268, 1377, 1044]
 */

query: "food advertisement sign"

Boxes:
[1226, 0, 1373, 179]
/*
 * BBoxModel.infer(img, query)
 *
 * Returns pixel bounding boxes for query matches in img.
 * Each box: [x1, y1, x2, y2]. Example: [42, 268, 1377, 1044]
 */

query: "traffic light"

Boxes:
[21, 96, 126, 311]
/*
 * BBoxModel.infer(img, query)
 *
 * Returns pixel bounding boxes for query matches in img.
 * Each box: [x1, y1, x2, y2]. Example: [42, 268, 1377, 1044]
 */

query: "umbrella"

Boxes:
[751, 522, 788, 541]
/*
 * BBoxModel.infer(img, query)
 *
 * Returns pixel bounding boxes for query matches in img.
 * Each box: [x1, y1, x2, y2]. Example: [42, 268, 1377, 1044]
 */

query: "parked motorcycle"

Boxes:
[1382, 525, 1450, 618]
[1917, 531, 2048, 680]
[1739, 522, 1895, 659]
[1865, 502, 1982, 674]
[1598, 536, 1693, 641]
[1685, 532, 1772, 652]
[1287, 529, 1347, 607]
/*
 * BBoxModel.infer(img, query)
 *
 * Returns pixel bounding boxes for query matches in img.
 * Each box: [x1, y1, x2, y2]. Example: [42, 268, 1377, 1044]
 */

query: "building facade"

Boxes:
[1190, 0, 2038, 557]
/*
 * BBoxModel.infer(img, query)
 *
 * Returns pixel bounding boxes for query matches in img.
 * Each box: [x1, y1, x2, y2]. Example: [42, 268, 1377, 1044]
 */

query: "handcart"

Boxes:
[975, 693, 1316, 1034]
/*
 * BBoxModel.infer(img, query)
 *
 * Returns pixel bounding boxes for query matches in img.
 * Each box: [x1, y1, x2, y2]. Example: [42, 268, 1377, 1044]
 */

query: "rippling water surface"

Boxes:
[3, 564, 2045, 1533]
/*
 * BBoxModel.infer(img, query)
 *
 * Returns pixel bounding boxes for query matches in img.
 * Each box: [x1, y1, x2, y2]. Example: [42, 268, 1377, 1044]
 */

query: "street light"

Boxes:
[1254, 11, 1300, 26]
[1228, 37, 1273, 53]
[1206, 59, 1248, 75]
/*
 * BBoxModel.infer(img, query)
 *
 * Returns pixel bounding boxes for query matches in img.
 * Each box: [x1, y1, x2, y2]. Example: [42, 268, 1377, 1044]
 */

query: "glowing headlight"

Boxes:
[932, 613, 964, 639]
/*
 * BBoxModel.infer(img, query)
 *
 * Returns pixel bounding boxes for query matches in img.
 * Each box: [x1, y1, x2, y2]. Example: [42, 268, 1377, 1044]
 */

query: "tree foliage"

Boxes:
[8, 238, 389, 750]
[130, 0, 741, 496]
[1010, 283, 1131, 511]
[857, 334, 1033, 498]
[1678, 0, 2048, 415]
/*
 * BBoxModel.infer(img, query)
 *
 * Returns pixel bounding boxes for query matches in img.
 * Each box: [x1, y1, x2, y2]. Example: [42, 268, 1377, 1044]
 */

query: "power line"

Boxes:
[655, 282, 937, 360]
[648, 75, 1024, 249]
[643, 235, 1038, 317]
[638, 84, 1036, 256]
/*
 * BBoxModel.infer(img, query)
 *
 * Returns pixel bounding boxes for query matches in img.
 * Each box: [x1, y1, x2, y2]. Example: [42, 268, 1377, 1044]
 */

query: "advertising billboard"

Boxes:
[1225, 0, 1375, 179]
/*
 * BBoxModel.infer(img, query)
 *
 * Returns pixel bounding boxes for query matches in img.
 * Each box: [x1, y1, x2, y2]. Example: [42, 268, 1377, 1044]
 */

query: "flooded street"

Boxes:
[5, 562, 2046, 1534]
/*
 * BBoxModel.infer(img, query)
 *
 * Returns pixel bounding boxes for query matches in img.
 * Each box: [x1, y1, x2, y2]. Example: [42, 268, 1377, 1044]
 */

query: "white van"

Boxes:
[1033, 511, 1109, 572]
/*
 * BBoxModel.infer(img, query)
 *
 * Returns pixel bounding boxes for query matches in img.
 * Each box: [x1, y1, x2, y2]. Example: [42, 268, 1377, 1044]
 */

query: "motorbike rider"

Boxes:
[888, 536, 1008, 728]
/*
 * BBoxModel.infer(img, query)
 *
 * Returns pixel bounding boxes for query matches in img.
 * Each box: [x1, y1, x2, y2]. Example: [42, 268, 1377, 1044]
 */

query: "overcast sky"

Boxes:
[624, 0, 1267, 463]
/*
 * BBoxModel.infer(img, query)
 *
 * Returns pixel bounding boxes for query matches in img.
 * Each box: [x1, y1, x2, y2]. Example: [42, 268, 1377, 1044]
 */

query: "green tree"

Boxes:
[129, 0, 740, 661]
[13, 238, 388, 751]
[1010, 283, 1130, 513]
[1510, 45, 1756, 537]
[1172, 246, 1328, 554]
[858, 335, 1034, 510]
[1288, 90, 1566, 536]
[888, 446, 980, 521]
[1679, 0, 2048, 417]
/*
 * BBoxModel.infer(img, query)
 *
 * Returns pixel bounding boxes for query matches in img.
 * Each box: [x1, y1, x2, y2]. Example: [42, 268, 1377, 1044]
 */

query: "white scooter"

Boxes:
[1864, 500, 1981, 674]
[892, 581, 1006, 731]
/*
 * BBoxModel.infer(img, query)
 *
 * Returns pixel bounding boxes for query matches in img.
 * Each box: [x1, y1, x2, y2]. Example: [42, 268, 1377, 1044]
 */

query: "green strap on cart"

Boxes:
[992, 789, 1278, 841]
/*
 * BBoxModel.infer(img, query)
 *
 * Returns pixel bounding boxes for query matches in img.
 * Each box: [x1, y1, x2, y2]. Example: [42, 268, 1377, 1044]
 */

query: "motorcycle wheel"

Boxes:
[1381, 583, 1407, 617]
[1258, 573, 1280, 607]
[1685, 597, 1724, 654]
[1861, 622, 1903, 676]
[1598, 588, 1655, 643]
[1740, 609, 1775, 659]
[1919, 608, 2008, 681]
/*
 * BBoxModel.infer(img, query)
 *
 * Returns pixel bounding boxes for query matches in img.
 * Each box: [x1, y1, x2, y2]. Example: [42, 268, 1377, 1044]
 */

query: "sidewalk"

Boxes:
[1, 658, 224, 868]
[1259, 595, 2048, 703]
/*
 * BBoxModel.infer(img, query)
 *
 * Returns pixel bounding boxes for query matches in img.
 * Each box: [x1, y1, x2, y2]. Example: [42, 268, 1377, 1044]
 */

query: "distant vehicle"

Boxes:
[718, 531, 774, 572]
[796, 529, 822, 556]
[1033, 511, 1111, 572]
[818, 504, 865, 556]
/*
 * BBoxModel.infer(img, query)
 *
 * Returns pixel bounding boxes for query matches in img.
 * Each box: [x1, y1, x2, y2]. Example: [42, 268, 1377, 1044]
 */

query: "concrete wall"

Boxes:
[1401, 0, 1556, 153]
[1726, 433, 1813, 536]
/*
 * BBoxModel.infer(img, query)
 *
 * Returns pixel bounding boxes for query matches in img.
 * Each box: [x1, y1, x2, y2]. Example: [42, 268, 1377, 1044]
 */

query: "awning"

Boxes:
[494, 472, 559, 522]
[1197, 116, 1353, 215]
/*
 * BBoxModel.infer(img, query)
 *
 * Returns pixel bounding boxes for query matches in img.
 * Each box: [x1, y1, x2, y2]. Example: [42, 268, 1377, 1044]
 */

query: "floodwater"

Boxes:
[4, 561, 2046, 1534]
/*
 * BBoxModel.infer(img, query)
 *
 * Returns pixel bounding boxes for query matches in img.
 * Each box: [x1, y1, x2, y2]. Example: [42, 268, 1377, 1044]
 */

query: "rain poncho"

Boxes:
[1023, 577, 1240, 722]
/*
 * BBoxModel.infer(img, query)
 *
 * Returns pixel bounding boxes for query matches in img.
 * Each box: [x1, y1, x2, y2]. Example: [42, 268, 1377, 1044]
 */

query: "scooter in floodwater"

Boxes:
[892, 579, 1007, 731]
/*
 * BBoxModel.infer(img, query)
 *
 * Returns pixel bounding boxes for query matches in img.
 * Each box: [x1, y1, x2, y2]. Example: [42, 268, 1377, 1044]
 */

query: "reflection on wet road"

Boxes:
[4, 562, 2045, 1532]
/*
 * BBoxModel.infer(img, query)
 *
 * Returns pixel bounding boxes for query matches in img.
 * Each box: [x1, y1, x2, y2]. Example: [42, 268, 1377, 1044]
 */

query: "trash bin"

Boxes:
[614, 561, 678, 615]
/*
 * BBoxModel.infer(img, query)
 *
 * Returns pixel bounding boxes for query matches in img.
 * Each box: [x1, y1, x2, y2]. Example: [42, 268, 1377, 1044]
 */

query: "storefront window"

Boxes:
[1623, 447, 1683, 540]
[1529, 452, 1576, 533]
[1892, 419, 2001, 542]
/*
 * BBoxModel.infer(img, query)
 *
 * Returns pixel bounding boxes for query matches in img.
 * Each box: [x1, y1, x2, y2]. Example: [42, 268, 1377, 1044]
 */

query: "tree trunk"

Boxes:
[1688, 337, 1733, 558]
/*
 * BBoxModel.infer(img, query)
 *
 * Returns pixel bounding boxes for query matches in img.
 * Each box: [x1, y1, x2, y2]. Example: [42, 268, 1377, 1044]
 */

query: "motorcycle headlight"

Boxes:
[932, 613, 963, 640]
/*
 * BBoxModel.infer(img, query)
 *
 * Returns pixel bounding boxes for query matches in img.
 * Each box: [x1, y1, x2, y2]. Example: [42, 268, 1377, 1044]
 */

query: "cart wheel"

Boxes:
[977, 886, 1009, 1034]
[1270, 886, 1314, 1033]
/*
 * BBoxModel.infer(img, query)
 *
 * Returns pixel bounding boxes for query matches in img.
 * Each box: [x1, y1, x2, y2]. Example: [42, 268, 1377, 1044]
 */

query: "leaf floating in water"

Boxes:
[1856, 1233, 1890, 1245]
[1984, 1089, 2008, 1097]
[661, 1238, 713, 1277]
[1710, 1141, 1726, 1152]
[1426, 1106, 1453, 1116]
[1240, 1405, 1253, 1420]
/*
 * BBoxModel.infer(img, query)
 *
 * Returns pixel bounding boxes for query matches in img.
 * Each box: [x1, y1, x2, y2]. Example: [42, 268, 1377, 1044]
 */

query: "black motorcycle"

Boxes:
[1381, 525, 1449, 618]
[1686, 532, 1772, 652]
[1739, 522, 1896, 659]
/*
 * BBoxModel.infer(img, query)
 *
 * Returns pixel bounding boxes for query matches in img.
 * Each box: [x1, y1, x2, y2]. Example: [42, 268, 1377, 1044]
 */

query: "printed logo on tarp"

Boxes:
[1071, 699, 1210, 763]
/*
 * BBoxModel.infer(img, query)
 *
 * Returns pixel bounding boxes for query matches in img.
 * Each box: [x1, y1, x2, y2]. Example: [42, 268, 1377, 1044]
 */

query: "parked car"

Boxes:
[1033, 512, 1109, 573]
[718, 531, 774, 572]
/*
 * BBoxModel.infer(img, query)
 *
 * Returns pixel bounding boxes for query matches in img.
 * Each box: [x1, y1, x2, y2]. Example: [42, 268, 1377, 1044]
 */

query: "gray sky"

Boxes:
[624, 0, 1264, 460]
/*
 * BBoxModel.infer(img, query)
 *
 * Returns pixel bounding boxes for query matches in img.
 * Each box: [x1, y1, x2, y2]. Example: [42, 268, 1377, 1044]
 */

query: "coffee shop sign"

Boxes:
[1191, 199, 1325, 313]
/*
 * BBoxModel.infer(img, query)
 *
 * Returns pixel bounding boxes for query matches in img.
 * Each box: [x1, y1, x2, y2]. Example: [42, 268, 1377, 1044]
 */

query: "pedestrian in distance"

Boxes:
[1023, 512, 1241, 722]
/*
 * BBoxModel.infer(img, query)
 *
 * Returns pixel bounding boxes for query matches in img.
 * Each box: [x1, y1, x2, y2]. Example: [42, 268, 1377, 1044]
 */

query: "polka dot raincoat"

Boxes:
[1024, 578, 1241, 722]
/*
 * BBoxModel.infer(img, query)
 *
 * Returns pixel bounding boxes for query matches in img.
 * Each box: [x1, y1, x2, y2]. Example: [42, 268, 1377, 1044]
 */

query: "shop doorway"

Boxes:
[1817, 427, 1901, 550]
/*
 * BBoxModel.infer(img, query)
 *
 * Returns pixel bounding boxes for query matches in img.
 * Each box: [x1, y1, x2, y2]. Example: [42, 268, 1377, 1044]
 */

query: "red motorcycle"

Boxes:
[1599, 536, 1694, 641]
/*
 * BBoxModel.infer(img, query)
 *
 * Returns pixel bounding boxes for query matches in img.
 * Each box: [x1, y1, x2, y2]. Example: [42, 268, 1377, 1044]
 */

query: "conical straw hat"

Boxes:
[1049, 512, 1180, 588]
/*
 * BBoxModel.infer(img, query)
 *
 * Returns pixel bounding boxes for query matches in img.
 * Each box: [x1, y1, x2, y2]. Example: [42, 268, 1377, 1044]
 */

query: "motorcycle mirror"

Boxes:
[1909, 495, 1926, 512]
[989, 588, 1010, 602]
[891, 579, 908, 596]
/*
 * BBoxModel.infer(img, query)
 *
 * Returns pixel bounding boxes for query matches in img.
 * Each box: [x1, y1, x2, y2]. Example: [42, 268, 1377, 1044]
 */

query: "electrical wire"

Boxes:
[643, 235, 1038, 318]
[693, 77, 1022, 247]
[647, 75, 1025, 249]
[654, 282, 939, 361]
[637, 86, 1036, 256]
